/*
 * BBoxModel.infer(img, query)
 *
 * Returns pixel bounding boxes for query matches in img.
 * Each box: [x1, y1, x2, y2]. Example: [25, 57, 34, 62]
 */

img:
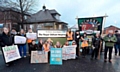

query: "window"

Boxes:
[55, 15, 60, 20]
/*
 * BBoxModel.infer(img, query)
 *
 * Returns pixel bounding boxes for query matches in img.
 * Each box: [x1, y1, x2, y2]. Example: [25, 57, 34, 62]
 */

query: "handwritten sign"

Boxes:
[50, 48, 62, 65]
[14, 36, 26, 44]
[62, 45, 76, 60]
[26, 33, 37, 39]
[31, 51, 48, 63]
[2, 45, 21, 63]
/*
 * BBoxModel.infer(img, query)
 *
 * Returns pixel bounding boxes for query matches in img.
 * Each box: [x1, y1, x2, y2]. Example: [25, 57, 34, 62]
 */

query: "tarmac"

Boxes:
[0, 52, 120, 72]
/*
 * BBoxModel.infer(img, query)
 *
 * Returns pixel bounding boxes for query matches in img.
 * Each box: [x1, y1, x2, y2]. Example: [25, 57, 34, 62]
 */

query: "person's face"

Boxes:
[76, 32, 79, 34]
[56, 42, 60, 45]
[84, 34, 86, 36]
[39, 39, 42, 43]
[21, 29, 24, 34]
[96, 33, 100, 37]
[66, 41, 69, 45]
[109, 30, 113, 35]
[32, 41, 36, 45]
[29, 29, 32, 33]
[12, 30, 16, 32]
[4, 28, 9, 34]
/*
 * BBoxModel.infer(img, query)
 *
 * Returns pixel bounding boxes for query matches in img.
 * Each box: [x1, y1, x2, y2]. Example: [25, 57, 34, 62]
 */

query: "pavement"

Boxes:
[0, 52, 120, 72]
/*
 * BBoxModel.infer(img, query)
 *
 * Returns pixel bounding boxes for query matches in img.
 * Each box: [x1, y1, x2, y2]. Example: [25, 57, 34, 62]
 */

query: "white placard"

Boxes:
[62, 45, 77, 60]
[2, 45, 21, 63]
[26, 33, 37, 39]
[37, 30, 67, 37]
[14, 36, 26, 44]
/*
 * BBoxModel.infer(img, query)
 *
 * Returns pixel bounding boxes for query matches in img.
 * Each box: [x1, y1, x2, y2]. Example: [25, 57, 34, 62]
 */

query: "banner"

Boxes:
[2, 45, 21, 63]
[26, 33, 37, 39]
[14, 36, 26, 44]
[62, 45, 77, 60]
[50, 48, 62, 65]
[31, 51, 48, 63]
[78, 17, 103, 33]
[37, 30, 67, 37]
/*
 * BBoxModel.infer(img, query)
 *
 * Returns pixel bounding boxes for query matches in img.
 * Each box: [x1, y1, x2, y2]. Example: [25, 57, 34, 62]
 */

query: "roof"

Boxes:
[104, 25, 120, 30]
[25, 6, 67, 24]
[70, 24, 78, 29]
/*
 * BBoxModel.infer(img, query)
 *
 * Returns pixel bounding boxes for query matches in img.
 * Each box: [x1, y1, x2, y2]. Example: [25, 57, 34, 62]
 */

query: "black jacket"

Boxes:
[75, 33, 80, 42]
[37, 42, 43, 51]
[30, 44, 38, 51]
[92, 36, 102, 48]
[115, 34, 120, 44]
[0, 32, 13, 47]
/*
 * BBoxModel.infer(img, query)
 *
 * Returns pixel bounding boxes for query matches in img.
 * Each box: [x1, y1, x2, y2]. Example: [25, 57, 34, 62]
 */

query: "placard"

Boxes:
[2, 45, 21, 63]
[37, 30, 67, 37]
[14, 36, 26, 44]
[31, 51, 48, 63]
[62, 45, 76, 60]
[26, 33, 37, 39]
[50, 48, 62, 65]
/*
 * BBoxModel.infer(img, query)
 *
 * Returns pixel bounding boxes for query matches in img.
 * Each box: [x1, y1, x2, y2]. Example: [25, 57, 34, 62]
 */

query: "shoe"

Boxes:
[6, 64, 10, 67]
[104, 59, 107, 62]
[24, 56, 26, 58]
[109, 60, 112, 63]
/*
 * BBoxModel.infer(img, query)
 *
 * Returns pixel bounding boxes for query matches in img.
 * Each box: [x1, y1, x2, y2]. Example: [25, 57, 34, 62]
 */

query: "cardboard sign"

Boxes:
[26, 33, 37, 39]
[14, 36, 26, 44]
[31, 51, 48, 63]
[2, 45, 21, 63]
[62, 45, 76, 60]
[50, 48, 62, 65]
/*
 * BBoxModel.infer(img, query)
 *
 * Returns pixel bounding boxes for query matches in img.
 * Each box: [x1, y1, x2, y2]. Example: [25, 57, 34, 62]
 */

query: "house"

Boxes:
[25, 5, 68, 31]
[104, 25, 120, 34]
[0, 6, 30, 31]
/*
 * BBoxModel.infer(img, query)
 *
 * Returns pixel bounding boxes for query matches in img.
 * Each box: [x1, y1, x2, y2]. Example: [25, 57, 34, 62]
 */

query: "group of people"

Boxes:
[66, 29, 120, 63]
[0, 27, 120, 67]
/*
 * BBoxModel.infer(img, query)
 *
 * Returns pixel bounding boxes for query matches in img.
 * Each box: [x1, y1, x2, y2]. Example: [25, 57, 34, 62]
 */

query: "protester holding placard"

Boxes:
[63, 41, 69, 47]
[54, 41, 62, 48]
[75, 30, 81, 57]
[27, 28, 34, 55]
[11, 28, 18, 44]
[37, 39, 43, 51]
[18, 29, 27, 58]
[30, 40, 38, 52]
[0, 27, 13, 66]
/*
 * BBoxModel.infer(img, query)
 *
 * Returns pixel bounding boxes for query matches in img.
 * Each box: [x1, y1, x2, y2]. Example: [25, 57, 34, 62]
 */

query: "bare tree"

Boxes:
[6, 0, 37, 29]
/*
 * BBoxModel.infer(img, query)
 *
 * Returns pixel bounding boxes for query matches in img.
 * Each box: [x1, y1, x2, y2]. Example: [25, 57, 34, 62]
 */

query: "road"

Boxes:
[0, 52, 120, 72]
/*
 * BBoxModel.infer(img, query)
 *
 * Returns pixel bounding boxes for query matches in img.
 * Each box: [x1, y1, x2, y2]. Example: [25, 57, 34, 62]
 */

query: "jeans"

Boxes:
[114, 44, 120, 55]
[104, 46, 113, 60]
[19, 44, 27, 57]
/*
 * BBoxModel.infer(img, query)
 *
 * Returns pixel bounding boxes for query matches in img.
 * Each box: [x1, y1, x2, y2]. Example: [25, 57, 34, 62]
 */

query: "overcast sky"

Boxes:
[36, 0, 120, 28]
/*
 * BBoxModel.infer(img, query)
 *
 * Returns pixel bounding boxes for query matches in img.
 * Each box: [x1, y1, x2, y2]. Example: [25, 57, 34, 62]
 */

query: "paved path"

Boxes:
[0, 52, 120, 72]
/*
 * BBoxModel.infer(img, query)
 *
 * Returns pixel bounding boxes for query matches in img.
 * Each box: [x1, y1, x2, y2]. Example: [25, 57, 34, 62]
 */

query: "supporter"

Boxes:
[37, 39, 43, 51]
[63, 41, 69, 46]
[66, 29, 74, 41]
[0, 27, 13, 66]
[72, 41, 76, 45]
[27, 28, 34, 56]
[18, 29, 27, 58]
[30, 40, 38, 51]
[75, 30, 80, 57]
[91, 33, 102, 60]
[11, 28, 17, 44]
[54, 41, 62, 48]
[103, 30, 117, 63]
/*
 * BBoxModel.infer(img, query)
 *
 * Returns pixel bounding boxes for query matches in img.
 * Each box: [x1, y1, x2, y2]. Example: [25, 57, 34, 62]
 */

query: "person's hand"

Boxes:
[108, 40, 110, 42]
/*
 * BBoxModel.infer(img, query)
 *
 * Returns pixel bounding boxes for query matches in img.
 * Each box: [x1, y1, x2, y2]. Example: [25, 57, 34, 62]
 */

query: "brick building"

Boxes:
[0, 6, 29, 31]
[104, 25, 120, 34]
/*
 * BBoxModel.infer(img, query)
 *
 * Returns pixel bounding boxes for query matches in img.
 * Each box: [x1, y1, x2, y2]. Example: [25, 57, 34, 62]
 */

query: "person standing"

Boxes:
[11, 28, 17, 44]
[27, 28, 34, 56]
[91, 33, 102, 60]
[114, 30, 120, 56]
[103, 30, 117, 63]
[18, 29, 27, 58]
[75, 30, 80, 57]
[0, 27, 13, 66]
[66, 29, 74, 41]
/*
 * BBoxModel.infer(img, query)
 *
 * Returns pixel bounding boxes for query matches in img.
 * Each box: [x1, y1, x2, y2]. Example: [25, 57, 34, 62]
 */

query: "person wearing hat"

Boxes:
[103, 30, 117, 63]
[66, 29, 74, 41]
